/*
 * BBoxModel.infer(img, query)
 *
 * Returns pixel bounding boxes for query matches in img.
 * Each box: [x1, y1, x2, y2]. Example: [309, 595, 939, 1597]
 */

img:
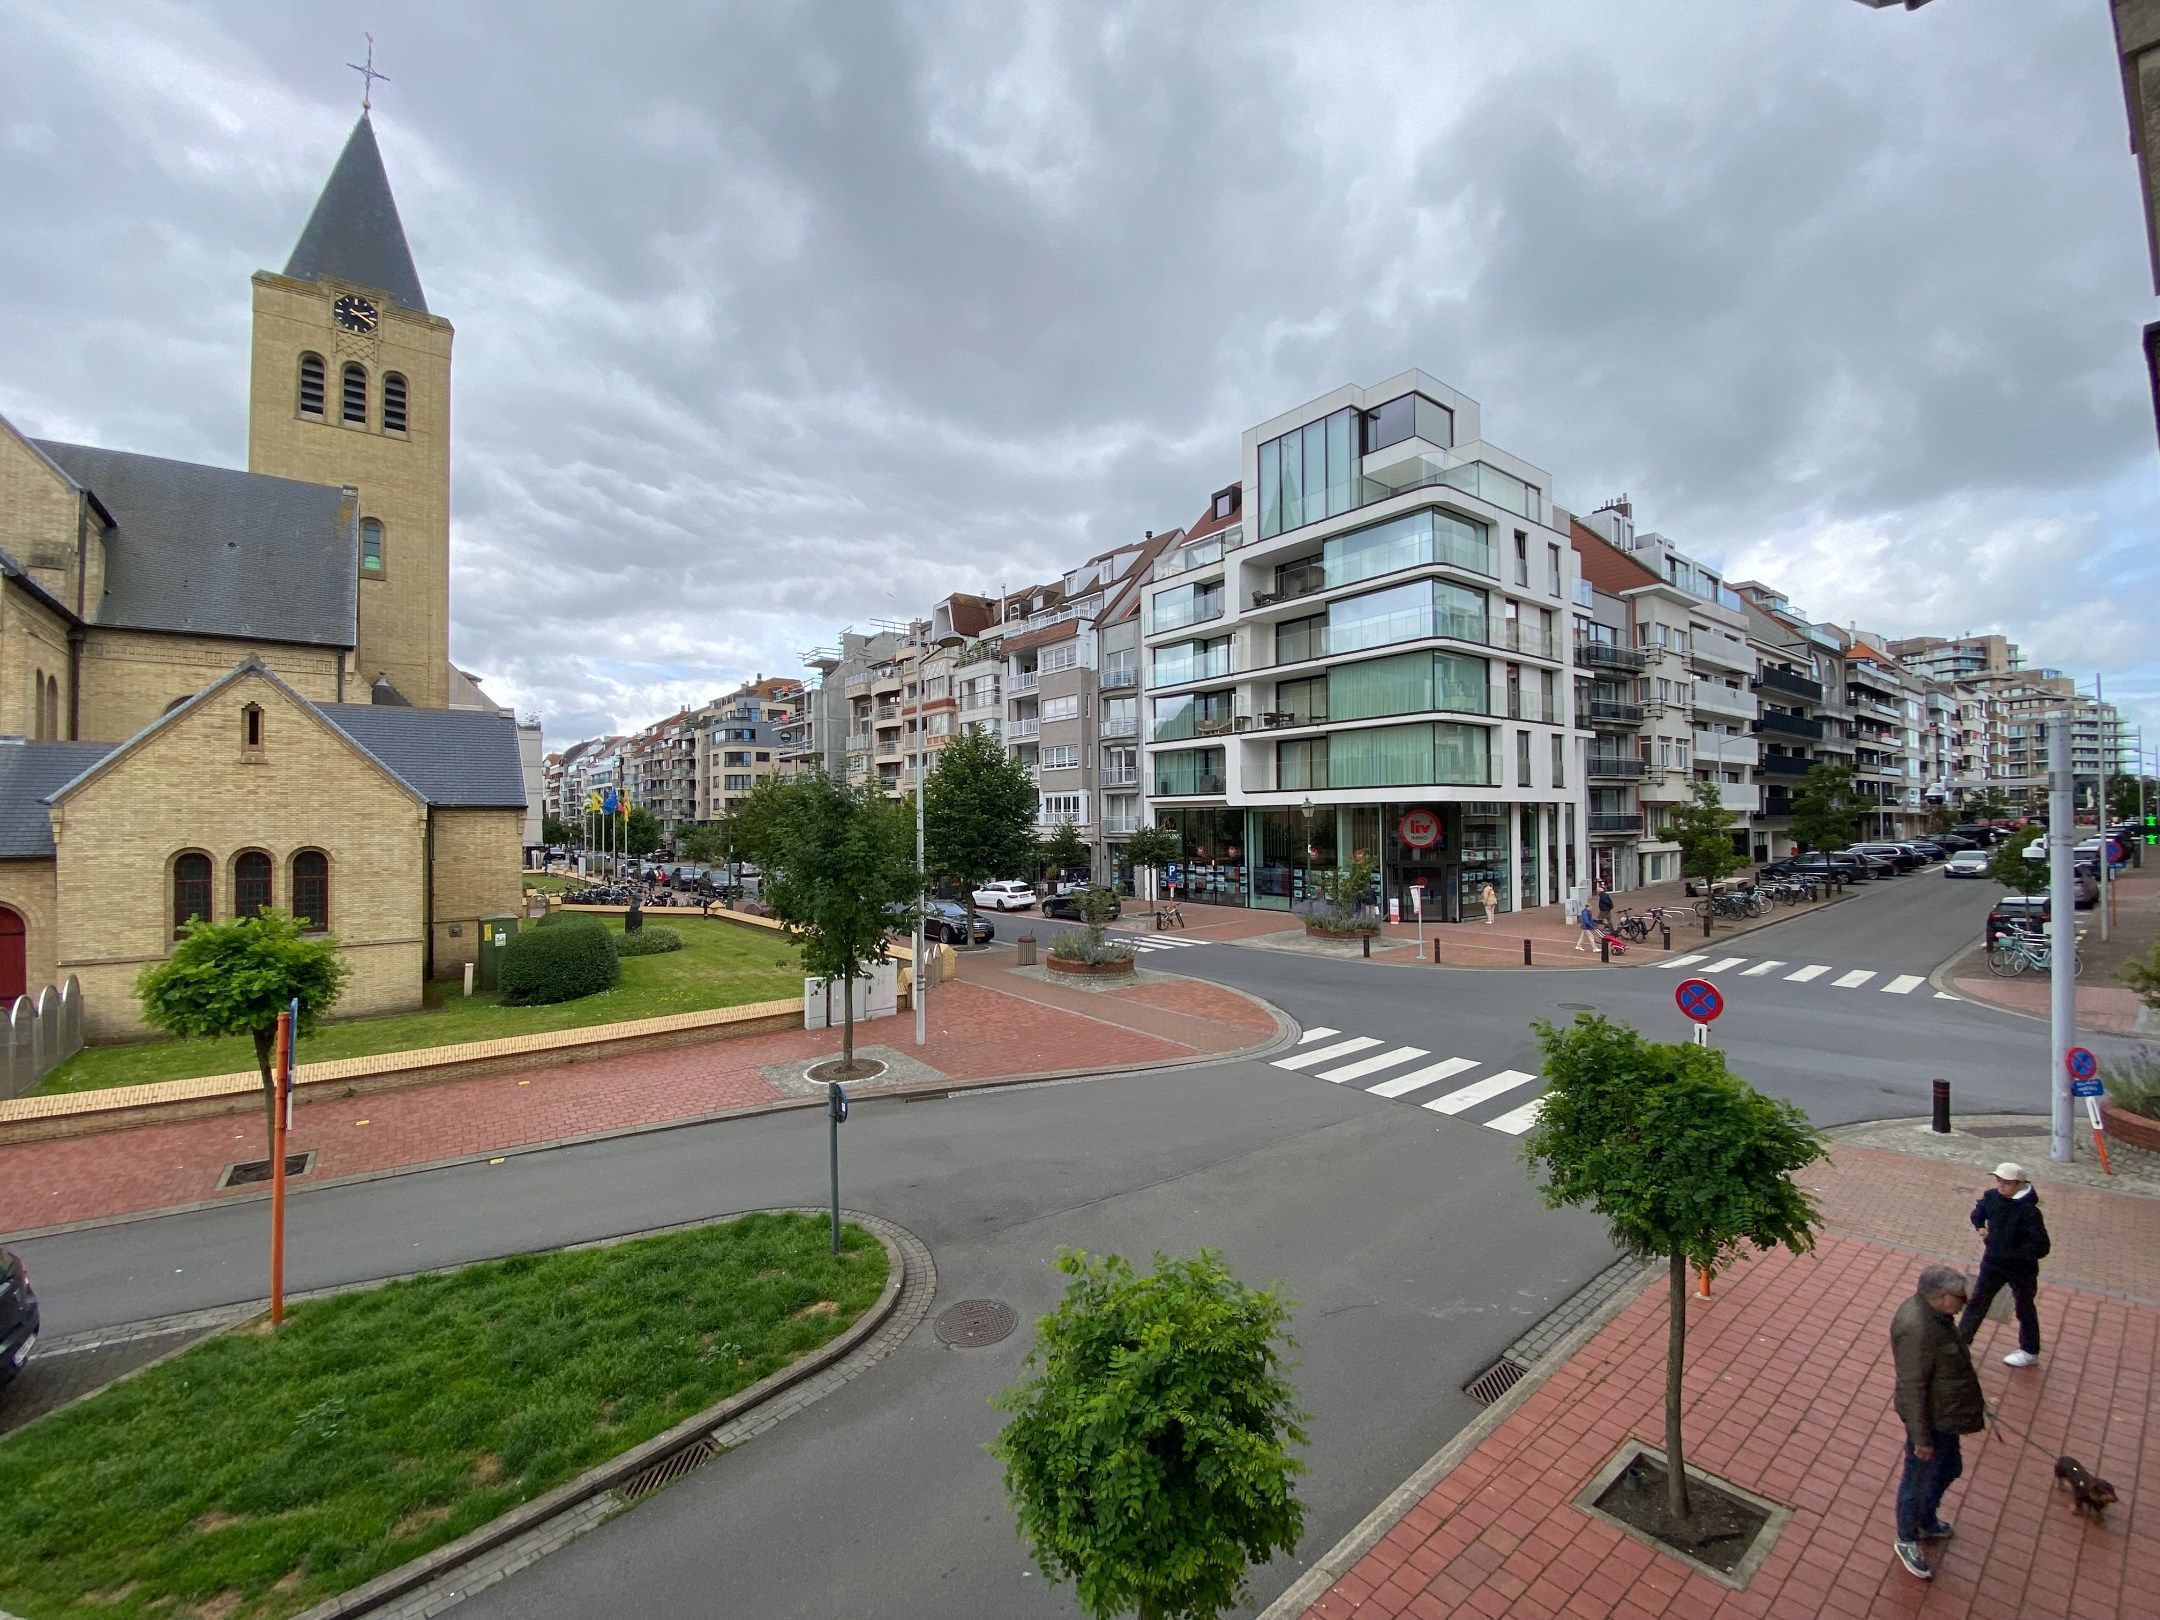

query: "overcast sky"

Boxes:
[3, 0, 2155, 756]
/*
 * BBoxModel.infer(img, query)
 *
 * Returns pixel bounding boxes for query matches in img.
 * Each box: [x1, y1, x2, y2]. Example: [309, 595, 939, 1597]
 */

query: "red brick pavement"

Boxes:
[1297, 1149, 2160, 1620]
[0, 972, 1276, 1235]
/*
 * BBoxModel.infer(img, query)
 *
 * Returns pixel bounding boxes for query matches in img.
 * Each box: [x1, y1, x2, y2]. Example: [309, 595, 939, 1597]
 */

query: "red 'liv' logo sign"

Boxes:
[1398, 809, 1441, 850]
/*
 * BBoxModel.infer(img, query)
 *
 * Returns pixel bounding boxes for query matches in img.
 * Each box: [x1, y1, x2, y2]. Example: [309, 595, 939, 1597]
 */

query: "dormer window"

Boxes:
[298, 353, 326, 417]
[242, 702, 264, 750]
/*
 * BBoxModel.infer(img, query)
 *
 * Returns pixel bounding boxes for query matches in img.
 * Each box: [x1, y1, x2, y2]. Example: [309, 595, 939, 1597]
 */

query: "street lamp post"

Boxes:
[1300, 796, 1314, 914]
[914, 634, 967, 1048]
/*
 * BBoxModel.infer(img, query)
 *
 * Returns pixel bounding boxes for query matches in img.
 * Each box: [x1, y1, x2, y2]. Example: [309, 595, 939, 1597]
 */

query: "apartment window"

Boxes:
[1040, 694, 1079, 723]
[291, 851, 329, 932]
[1154, 747, 1226, 796]
[1551, 734, 1565, 789]
[1322, 506, 1493, 588]
[1102, 651, 1137, 687]
[1257, 407, 1358, 538]
[1274, 675, 1327, 725]
[1039, 642, 1079, 674]
[1277, 736, 1328, 791]
[1212, 486, 1238, 520]
[361, 519, 385, 576]
[1514, 531, 1529, 587]
[173, 852, 212, 937]
[723, 774, 752, 791]
[1360, 393, 1453, 455]
[1104, 747, 1139, 785]
[1150, 636, 1231, 687]
[341, 362, 367, 424]
[234, 850, 273, 919]
[1547, 543, 1562, 597]
[1542, 670, 1559, 720]
[1151, 690, 1234, 741]
[382, 372, 408, 433]
[1516, 731, 1531, 787]
[1040, 745, 1079, 770]
[1040, 792, 1086, 825]
[298, 353, 326, 416]
[1150, 580, 1224, 633]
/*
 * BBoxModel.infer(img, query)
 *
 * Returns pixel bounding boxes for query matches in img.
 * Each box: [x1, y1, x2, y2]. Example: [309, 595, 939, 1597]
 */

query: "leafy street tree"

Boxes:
[2108, 774, 2154, 821]
[623, 804, 663, 859]
[1987, 835, 2048, 896]
[1038, 821, 1089, 884]
[1522, 1015, 1823, 1523]
[134, 910, 352, 1157]
[1789, 763, 1865, 855]
[733, 773, 920, 1074]
[1923, 803, 1958, 836]
[677, 818, 730, 869]
[925, 726, 1038, 931]
[1665, 779, 1746, 888]
[2121, 936, 2160, 1014]
[1967, 787, 2011, 823]
[990, 1249, 1307, 1620]
[1121, 824, 1181, 898]
[540, 813, 575, 847]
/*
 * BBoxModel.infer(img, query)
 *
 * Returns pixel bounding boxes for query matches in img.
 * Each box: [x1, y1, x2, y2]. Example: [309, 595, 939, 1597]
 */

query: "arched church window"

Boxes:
[242, 702, 263, 749]
[46, 675, 59, 740]
[173, 852, 212, 937]
[299, 353, 326, 417]
[342, 363, 368, 424]
[31, 668, 45, 740]
[383, 373, 408, 433]
[292, 851, 330, 932]
[234, 850, 273, 919]
[360, 519, 385, 577]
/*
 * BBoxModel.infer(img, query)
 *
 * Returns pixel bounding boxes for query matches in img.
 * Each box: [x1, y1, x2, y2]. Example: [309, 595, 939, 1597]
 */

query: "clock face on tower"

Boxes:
[332, 294, 379, 334]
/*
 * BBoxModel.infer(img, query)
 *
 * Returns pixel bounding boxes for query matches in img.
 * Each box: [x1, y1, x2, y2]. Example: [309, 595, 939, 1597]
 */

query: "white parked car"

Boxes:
[1944, 850, 1989, 879]
[971, 880, 1037, 912]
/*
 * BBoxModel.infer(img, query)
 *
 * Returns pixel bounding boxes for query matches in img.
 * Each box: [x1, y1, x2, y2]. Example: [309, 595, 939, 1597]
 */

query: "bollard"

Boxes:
[1701, 907, 1712, 939]
[1361, 933, 1370, 959]
[1660, 919, 1671, 951]
[1599, 932, 1610, 964]
[1931, 1079, 1951, 1134]
[1522, 938, 1532, 966]
[1697, 1266, 1713, 1300]
[1431, 938, 1441, 965]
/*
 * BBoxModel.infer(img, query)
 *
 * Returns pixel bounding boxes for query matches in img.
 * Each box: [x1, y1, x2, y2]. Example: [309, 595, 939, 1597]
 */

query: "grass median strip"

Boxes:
[38, 916, 803, 1095]
[0, 1211, 887, 1620]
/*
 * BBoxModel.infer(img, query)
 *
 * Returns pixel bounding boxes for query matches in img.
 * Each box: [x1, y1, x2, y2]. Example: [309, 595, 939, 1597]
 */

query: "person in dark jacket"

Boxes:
[1890, 1264, 1987, 1580]
[1956, 1162, 2049, 1368]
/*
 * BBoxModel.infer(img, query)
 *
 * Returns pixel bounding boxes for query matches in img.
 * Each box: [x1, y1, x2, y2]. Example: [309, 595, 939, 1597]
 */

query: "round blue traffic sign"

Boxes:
[1676, 978, 1724, 1024]
[2066, 1047, 2098, 1082]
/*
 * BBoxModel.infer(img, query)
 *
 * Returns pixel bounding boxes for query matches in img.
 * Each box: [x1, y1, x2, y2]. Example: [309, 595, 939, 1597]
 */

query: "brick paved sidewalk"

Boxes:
[1289, 1144, 2159, 1620]
[0, 967, 1279, 1236]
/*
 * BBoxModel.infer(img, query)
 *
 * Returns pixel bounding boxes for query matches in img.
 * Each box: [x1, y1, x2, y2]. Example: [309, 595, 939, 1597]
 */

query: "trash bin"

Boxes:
[1015, 933, 1037, 967]
[476, 914, 520, 993]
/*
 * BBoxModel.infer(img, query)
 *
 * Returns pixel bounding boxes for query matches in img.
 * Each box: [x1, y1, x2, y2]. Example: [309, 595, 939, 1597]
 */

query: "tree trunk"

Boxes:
[1666, 1250, 1691, 1522]
[253, 1025, 278, 1163]
[841, 970, 855, 1068]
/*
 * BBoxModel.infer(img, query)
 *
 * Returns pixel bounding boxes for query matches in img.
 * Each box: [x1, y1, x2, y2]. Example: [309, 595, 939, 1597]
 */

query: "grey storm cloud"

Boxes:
[0, 0, 2153, 748]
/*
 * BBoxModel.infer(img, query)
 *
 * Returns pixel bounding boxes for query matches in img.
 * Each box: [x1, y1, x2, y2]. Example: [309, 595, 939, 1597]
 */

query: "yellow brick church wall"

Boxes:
[0, 860, 60, 996]
[0, 425, 89, 612]
[75, 629, 346, 744]
[52, 672, 427, 1040]
[1, 585, 76, 740]
[428, 808, 524, 976]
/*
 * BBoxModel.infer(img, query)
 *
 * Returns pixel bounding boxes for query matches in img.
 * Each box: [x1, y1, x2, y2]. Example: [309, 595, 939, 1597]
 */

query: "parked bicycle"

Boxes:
[1985, 925, 2085, 978]
[1695, 887, 1769, 921]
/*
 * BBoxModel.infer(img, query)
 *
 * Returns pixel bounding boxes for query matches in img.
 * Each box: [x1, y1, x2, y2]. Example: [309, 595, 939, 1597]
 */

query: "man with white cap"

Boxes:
[1956, 1162, 2050, 1368]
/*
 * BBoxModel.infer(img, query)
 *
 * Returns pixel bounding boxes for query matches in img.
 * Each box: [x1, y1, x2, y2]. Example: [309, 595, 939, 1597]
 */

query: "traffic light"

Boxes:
[2147, 812, 2157, 847]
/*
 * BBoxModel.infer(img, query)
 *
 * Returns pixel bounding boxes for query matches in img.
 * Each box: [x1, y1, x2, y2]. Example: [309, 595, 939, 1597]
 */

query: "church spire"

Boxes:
[283, 113, 428, 313]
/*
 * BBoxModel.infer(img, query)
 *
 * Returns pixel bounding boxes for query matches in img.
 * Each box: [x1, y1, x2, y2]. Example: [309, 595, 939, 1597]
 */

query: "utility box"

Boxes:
[477, 914, 520, 993]
[803, 962, 898, 1029]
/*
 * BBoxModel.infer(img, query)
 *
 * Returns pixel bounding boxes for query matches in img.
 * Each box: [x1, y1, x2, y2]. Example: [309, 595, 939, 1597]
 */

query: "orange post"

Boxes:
[2093, 1127, 2113, 1176]
[1696, 1266, 1713, 1299]
[269, 1010, 291, 1326]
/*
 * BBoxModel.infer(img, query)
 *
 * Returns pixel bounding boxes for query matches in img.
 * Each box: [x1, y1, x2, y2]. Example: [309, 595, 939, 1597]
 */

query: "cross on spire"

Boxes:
[347, 34, 388, 112]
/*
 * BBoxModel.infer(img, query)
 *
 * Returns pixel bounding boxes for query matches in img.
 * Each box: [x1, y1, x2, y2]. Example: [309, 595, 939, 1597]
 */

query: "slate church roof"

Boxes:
[31, 441, 358, 649]
[0, 742, 119, 859]
[282, 113, 429, 313]
[314, 702, 528, 807]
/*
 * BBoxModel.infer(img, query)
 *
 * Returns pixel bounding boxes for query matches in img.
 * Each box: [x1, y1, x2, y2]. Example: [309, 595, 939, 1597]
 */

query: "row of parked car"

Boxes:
[915, 881, 1126, 945]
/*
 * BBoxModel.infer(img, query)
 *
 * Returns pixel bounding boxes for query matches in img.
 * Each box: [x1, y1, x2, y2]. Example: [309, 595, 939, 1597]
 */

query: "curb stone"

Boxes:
[1255, 1254, 1657, 1620]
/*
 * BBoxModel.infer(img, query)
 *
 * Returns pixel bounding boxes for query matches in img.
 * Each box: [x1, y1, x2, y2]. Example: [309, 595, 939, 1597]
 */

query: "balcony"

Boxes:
[1104, 768, 1140, 787]
[1693, 730, 1758, 768]
[1011, 670, 1040, 692]
[1588, 755, 1645, 780]
[1102, 716, 1138, 738]
[1691, 682, 1756, 721]
[1757, 752, 1812, 778]
[1712, 782, 1759, 815]
[1009, 720, 1040, 740]
[1102, 667, 1138, 689]
[1154, 773, 1227, 798]
[1588, 699, 1645, 726]
[1689, 635, 1755, 676]
[1589, 812, 1646, 837]
[1751, 665, 1822, 703]
[1754, 709, 1824, 741]
[1576, 640, 1648, 672]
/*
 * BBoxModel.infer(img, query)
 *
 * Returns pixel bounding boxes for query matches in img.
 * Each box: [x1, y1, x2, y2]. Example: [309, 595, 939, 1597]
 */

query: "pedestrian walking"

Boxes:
[1890, 1263, 1987, 1581]
[1479, 881, 1497, 925]
[1573, 901, 1599, 952]
[1956, 1162, 2049, 1368]
[1596, 888, 1614, 930]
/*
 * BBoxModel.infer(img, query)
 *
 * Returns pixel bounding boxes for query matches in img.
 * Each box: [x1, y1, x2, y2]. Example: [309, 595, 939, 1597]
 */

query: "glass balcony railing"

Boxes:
[1102, 667, 1138, 688]
[1752, 665, 1823, 702]
[1154, 772, 1227, 797]
[1356, 450, 1549, 525]
[1261, 613, 1556, 670]
[1588, 812, 1645, 835]
[1587, 756, 1645, 779]
[1577, 640, 1648, 671]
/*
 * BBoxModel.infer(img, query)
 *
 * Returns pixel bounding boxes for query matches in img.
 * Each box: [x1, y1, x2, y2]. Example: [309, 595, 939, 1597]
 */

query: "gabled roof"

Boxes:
[32, 440, 358, 647]
[315, 703, 528, 807]
[0, 742, 116, 858]
[283, 113, 428, 312]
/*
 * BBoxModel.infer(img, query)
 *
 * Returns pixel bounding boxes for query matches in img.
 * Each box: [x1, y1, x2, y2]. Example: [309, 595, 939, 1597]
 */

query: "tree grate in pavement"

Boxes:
[217, 1152, 315, 1189]
[1462, 1356, 1529, 1405]
[616, 1434, 721, 1503]
[933, 1299, 1019, 1347]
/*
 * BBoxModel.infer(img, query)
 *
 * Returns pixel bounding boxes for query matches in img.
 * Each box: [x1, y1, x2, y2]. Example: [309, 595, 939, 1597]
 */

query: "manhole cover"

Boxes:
[934, 1299, 1019, 1348]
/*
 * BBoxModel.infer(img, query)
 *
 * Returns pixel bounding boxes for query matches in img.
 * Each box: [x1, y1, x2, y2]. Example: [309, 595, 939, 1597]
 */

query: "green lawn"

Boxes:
[520, 871, 579, 894]
[38, 916, 803, 1095]
[0, 1212, 887, 1620]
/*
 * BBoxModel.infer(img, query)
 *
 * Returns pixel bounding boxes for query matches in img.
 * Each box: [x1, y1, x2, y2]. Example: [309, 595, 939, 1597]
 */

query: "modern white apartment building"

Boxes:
[1138, 372, 1585, 918]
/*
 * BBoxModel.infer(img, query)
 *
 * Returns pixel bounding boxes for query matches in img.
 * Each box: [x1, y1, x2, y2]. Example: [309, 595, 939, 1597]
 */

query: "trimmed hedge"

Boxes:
[617, 926, 683, 957]
[534, 910, 603, 931]
[498, 922, 620, 1005]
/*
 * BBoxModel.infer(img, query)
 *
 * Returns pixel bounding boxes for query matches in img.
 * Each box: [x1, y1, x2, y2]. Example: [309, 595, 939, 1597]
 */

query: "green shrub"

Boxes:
[2099, 1046, 2160, 1118]
[1048, 930, 1134, 966]
[498, 924, 620, 1005]
[534, 910, 603, 931]
[617, 926, 683, 957]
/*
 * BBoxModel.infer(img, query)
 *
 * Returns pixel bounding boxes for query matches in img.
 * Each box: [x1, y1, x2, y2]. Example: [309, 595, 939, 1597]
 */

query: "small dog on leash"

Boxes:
[2054, 1456, 2119, 1520]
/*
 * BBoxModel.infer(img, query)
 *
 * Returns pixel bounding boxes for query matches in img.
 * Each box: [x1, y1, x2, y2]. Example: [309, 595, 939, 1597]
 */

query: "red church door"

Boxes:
[0, 908, 24, 1010]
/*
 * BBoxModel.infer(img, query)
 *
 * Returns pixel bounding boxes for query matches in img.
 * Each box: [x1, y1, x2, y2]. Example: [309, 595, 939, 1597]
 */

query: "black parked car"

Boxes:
[1041, 886, 1122, 922]
[1, 1247, 38, 1391]
[919, 900, 994, 946]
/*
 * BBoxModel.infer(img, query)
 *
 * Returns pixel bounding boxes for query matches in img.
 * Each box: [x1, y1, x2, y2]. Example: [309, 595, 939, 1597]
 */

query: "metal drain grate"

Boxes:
[1462, 1355, 1529, 1406]
[934, 1299, 1019, 1348]
[218, 1152, 315, 1189]
[618, 1435, 720, 1502]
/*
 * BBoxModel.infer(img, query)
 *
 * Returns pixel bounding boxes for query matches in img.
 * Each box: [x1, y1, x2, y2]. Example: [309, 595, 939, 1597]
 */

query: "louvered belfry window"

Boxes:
[342, 363, 367, 423]
[299, 353, 325, 416]
[383, 372, 408, 433]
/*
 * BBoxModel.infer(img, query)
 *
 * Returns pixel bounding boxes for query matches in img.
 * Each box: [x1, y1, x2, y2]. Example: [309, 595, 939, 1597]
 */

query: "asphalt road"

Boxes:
[5, 860, 2111, 1618]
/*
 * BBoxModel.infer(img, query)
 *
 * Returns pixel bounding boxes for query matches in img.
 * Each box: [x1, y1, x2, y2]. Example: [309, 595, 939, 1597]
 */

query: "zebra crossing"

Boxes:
[1271, 1028, 1547, 1135]
[1658, 953, 1951, 1000]
[1111, 931, 1207, 955]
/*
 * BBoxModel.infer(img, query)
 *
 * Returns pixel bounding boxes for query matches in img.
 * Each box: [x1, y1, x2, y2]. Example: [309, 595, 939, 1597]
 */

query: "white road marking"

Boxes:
[1935, 991, 1960, 1001]
[1664, 954, 1707, 969]
[1832, 969, 1877, 989]
[1141, 935, 1201, 947]
[1739, 960, 1784, 977]
[1423, 1069, 1540, 1115]
[1317, 1045, 1430, 1085]
[1485, 1096, 1547, 1136]
[1882, 975, 1925, 995]
[1366, 1056, 1480, 1099]
[1273, 1036, 1381, 1071]
[1700, 956, 1746, 974]
[1785, 964, 1832, 983]
[1295, 1027, 1341, 1045]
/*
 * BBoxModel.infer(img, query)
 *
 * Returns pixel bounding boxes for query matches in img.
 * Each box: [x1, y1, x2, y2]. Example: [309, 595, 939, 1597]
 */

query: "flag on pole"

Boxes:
[588, 789, 602, 814]
[602, 787, 619, 817]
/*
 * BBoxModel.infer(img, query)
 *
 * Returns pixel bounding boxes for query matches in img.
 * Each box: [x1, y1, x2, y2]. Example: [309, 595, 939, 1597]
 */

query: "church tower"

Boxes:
[248, 113, 452, 708]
